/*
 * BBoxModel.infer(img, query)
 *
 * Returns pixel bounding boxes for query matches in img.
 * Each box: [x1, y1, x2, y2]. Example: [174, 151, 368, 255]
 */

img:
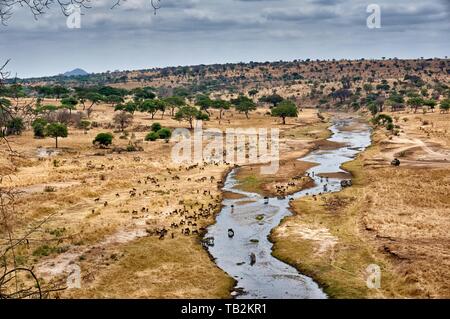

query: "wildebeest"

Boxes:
[391, 158, 401, 166]
[250, 253, 256, 266]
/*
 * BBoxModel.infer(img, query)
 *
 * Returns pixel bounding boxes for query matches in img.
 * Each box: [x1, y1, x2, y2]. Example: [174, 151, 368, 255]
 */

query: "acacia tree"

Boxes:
[175, 106, 208, 129]
[140, 99, 165, 119]
[85, 92, 104, 117]
[105, 95, 124, 108]
[407, 97, 424, 113]
[46, 122, 68, 148]
[196, 95, 213, 115]
[164, 96, 185, 116]
[259, 94, 283, 107]
[271, 100, 298, 124]
[115, 101, 137, 114]
[212, 99, 231, 120]
[233, 96, 256, 119]
[60, 96, 78, 115]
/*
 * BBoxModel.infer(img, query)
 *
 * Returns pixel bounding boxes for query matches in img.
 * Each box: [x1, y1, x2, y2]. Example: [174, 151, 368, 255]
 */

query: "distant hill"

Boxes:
[17, 58, 449, 94]
[62, 68, 89, 77]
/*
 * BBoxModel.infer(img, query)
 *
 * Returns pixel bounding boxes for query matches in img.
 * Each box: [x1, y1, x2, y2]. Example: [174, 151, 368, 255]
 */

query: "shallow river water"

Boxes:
[206, 117, 372, 299]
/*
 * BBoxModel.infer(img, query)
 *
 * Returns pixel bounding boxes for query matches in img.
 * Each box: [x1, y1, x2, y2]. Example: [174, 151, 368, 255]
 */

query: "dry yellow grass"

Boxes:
[65, 236, 235, 299]
[0, 104, 327, 298]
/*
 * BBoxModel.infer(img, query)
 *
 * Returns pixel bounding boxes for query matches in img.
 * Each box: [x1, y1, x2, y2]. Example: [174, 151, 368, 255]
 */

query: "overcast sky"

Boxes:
[0, 0, 448, 78]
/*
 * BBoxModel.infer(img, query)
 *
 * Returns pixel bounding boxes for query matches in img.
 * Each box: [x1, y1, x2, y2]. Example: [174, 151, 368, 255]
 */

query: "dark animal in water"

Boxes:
[202, 237, 215, 247]
[228, 228, 235, 238]
[391, 158, 401, 166]
[264, 196, 269, 204]
[250, 253, 256, 266]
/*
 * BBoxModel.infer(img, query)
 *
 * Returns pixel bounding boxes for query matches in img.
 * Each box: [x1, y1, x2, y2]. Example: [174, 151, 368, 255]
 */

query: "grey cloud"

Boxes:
[0, 0, 448, 78]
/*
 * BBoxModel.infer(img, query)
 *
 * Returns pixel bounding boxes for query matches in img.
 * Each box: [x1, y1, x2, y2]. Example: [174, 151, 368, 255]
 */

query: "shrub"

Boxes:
[156, 128, 171, 139]
[126, 144, 139, 152]
[32, 118, 48, 138]
[93, 132, 114, 147]
[151, 122, 162, 132]
[367, 103, 378, 115]
[371, 114, 393, 126]
[6, 117, 25, 135]
[145, 131, 159, 141]
[79, 120, 91, 131]
[32, 245, 53, 257]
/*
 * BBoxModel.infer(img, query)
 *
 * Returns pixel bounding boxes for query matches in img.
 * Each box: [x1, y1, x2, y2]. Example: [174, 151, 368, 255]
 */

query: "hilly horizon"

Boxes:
[62, 68, 89, 77]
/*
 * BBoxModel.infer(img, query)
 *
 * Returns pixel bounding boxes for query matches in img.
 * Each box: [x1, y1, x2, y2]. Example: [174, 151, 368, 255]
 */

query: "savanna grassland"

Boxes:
[0, 99, 326, 298]
[272, 111, 450, 298]
[1, 58, 449, 299]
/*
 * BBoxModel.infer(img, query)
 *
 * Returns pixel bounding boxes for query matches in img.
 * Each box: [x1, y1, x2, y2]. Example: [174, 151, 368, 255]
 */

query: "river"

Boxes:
[205, 116, 372, 299]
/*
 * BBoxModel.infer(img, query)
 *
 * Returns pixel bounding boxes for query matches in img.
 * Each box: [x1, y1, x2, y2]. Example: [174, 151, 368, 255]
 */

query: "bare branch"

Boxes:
[0, 0, 162, 24]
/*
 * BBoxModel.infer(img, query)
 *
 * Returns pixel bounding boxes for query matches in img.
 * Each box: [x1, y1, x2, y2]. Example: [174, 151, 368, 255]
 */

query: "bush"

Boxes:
[126, 143, 142, 152]
[32, 245, 54, 257]
[32, 118, 48, 138]
[93, 132, 114, 147]
[6, 117, 25, 135]
[79, 120, 91, 131]
[156, 128, 171, 139]
[371, 114, 393, 126]
[145, 131, 159, 141]
[151, 122, 162, 132]
[196, 112, 210, 121]
[368, 103, 378, 115]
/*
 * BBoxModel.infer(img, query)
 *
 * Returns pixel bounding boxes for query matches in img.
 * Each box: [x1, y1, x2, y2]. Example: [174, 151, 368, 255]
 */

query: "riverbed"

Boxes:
[205, 117, 372, 299]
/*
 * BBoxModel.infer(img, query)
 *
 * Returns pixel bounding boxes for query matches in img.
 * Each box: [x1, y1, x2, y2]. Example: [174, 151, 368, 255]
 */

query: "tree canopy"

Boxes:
[232, 96, 256, 119]
[271, 100, 298, 124]
[46, 122, 68, 148]
[175, 106, 209, 129]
